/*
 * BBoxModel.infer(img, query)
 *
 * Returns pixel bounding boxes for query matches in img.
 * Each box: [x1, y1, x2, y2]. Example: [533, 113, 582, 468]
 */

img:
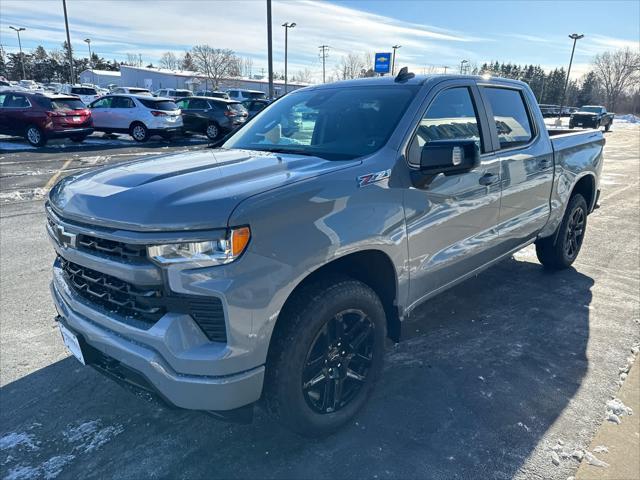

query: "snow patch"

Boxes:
[41, 455, 75, 480]
[614, 114, 640, 124]
[4, 465, 40, 480]
[0, 432, 39, 451]
[583, 450, 609, 468]
[606, 397, 633, 424]
[0, 188, 48, 203]
[62, 420, 124, 453]
[593, 445, 608, 454]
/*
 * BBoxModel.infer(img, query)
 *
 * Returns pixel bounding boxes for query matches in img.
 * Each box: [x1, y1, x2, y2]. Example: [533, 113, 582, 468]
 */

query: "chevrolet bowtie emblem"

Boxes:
[55, 225, 77, 248]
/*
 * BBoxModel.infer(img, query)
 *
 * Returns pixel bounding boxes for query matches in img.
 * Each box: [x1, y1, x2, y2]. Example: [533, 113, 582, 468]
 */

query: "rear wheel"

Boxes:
[535, 194, 588, 270]
[25, 125, 47, 147]
[264, 277, 386, 437]
[130, 122, 149, 142]
[205, 122, 220, 140]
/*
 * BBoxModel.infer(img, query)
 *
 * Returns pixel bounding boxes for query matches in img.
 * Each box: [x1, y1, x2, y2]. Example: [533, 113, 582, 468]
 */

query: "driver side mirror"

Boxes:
[410, 139, 480, 188]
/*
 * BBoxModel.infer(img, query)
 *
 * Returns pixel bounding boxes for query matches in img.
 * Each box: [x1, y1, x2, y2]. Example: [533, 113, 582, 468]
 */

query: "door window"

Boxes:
[2, 94, 31, 108]
[175, 99, 189, 109]
[483, 87, 533, 149]
[189, 99, 208, 109]
[408, 87, 482, 165]
[90, 97, 112, 108]
[110, 97, 135, 108]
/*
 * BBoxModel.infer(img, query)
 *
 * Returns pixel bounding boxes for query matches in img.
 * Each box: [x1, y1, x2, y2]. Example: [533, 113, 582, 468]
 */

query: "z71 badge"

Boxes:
[357, 169, 391, 187]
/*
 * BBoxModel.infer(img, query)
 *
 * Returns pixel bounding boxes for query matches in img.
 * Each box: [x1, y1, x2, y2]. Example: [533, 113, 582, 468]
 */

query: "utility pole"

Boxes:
[9, 26, 26, 80]
[282, 22, 296, 94]
[443, 66, 448, 74]
[460, 59, 468, 75]
[266, 0, 274, 99]
[84, 38, 93, 85]
[319, 45, 329, 83]
[391, 45, 401, 75]
[556, 33, 584, 126]
[62, 0, 75, 83]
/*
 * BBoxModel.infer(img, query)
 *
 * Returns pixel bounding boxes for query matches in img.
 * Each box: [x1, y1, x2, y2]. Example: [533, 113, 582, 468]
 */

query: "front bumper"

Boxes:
[570, 116, 598, 128]
[51, 263, 264, 411]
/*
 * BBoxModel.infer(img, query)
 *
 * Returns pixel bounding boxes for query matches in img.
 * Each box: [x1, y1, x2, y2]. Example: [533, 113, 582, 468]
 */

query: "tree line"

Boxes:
[1, 42, 638, 112]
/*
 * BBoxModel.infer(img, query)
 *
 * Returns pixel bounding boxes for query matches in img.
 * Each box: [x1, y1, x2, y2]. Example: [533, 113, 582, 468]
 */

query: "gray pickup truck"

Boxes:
[47, 71, 604, 436]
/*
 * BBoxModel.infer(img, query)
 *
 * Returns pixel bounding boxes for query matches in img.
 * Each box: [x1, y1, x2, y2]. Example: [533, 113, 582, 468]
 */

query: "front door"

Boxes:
[89, 96, 113, 129]
[404, 81, 502, 306]
[479, 85, 554, 251]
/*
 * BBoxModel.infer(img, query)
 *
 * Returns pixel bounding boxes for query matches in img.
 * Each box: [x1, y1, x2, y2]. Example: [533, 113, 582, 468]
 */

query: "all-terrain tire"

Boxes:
[263, 276, 386, 437]
[535, 193, 588, 270]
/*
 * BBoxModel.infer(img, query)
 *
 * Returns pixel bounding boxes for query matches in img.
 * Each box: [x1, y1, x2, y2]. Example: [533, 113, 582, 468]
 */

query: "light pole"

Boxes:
[62, 0, 75, 84]
[391, 45, 401, 75]
[319, 45, 329, 83]
[84, 38, 94, 85]
[282, 22, 296, 94]
[556, 33, 584, 126]
[9, 26, 26, 80]
[460, 59, 468, 75]
[266, 0, 274, 99]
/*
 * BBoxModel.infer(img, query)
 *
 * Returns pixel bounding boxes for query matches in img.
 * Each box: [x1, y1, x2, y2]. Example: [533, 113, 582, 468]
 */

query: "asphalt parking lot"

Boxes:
[1, 123, 639, 480]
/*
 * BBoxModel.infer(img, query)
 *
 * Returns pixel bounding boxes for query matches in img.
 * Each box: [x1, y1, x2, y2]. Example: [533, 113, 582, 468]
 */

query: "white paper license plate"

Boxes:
[58, 322, 85, 365]
[73, 116, 81, 122]
[577, 123, 583, 126]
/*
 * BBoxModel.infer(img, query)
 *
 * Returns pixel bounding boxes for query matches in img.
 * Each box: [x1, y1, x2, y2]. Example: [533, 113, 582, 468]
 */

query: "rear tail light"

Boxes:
[151, 110, 167, 117]
[47, 111, 65, 117]
[224, 110, 236, 117]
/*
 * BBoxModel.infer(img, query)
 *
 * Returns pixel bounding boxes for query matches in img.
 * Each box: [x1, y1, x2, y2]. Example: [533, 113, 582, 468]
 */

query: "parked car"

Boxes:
[88, 94, 183, 142]
[0, 91, 93, 146]
[226, 89, 267, 102]
[175, 96, 248, 139]
[18, 79, 40, 91]
[241, 99, 270, 118]
[538, 104, 560, 117]
[195, 90, 230, 99]
[47, 74, 604, 436]
[153, 88, 192, 100]
[569, 105, 615, 131]
[61, 85, 101, 105]
[111, 87, 153, 96]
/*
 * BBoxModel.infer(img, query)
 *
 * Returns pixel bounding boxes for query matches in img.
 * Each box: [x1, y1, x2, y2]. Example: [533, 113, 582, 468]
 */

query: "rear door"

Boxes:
[109, 96, 136, 129]
[185, 98, 209, 131]
[479, 84, 554, 251]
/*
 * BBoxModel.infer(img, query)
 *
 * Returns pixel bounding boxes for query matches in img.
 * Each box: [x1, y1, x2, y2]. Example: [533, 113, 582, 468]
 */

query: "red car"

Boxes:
[0, 91, 93, 147]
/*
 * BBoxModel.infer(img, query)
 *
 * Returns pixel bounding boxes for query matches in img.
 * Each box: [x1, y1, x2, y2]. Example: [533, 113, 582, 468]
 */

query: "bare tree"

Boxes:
[336, 52, 366, 80]
[592, 48, 640, 111]
[191, 45, 237, 89]
[292, 68, 312, 83]
[125, 53, 143, 67]
[159, 51, 179, 70]
[242, 57, 254, 78]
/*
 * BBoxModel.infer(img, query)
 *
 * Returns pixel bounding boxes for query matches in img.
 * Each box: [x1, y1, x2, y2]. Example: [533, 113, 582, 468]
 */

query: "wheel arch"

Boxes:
[272, 249, 401, 347]
[571, 173, 597, 213]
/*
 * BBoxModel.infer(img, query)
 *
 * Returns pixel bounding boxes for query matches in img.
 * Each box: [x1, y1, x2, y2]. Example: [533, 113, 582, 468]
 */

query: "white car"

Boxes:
[153, 88, 192, 100]
[18, 79, 40, 90]
[111, 87, 153, 96]
[88, 94, 183, 142]
[61, 85, 101, 105]
[226, 89, 267, 102]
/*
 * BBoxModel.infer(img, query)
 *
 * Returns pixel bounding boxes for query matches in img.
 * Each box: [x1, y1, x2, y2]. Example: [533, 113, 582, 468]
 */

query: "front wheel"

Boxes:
[264, 277, 386, 437]
[535, 194, 588, 270]
[130, 123, 149, 142]
[25, 125, 47, 147]
[604, 123, 611, 132]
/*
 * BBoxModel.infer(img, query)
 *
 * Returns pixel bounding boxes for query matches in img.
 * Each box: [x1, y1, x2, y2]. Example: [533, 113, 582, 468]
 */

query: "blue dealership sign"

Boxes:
[374, 52, 391, 74]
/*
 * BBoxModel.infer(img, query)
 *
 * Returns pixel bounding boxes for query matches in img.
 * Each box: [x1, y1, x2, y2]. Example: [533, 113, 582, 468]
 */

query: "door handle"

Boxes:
[479, 173, 499, 186]
[538, 158, 552, 169]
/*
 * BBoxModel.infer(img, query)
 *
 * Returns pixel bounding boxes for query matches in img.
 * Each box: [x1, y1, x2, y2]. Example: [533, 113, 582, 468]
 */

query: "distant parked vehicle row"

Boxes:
[227, 89, 267, 102]
[0, 91, 93, 146]
[111, 87, 153, 96]
[195, 90, 230, 99]
[153, 88, 192, 100]
[175, 96, 248, 140]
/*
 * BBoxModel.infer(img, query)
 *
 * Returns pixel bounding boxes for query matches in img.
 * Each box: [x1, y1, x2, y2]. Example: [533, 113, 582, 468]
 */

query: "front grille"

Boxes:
[59, 257, 227, 342]
[77, 234, 147, 260]
[60, 257, 165, 323]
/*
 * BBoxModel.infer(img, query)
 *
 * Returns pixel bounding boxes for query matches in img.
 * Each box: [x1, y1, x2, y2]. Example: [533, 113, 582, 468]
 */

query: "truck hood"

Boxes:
[49, 148, 359, 231]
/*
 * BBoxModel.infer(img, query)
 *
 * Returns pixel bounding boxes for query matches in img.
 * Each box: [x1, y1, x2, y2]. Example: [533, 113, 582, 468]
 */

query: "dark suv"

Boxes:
[176, 96, 248, 140]
[0, 91, 93, 147]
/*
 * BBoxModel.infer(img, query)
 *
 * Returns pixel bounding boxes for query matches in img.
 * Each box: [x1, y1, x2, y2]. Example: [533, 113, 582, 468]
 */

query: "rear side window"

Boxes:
[91, 97, 112, 108]
[188, 99, 208, 109]
[138, 98, 178, 111]
[71, 87, 97, 95]
[174, 91, 191, 98]
[247, 91, 266, 100]
[111, 97, 135, 108]
[483, 87, 533, 149]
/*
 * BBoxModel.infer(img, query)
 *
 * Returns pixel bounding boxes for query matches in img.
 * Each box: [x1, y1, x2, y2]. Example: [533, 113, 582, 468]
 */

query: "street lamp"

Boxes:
[556, 33, 584, 126]
[84, 38, 94, 85]
[282, 22, 296, 94]
[9, 26, 26, 80]
[391, 45, 401, 75]
[460, 59, 469, 75]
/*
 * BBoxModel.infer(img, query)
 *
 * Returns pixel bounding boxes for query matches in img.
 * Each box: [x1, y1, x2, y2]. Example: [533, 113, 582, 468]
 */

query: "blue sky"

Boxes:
[1, 0, 638, 81]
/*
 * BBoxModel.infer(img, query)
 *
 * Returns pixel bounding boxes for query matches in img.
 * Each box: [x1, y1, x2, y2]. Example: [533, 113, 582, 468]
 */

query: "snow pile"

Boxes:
[0, 432, 40, 451]
[0, 187, 48, 203]
[548, 440, 610, 469]
[614, 114, 640, 124]
[606, 398, 633, 424]
[593, 445, 609, 454]
[583, 450, 610, 468]
[618, 342, 639, 386]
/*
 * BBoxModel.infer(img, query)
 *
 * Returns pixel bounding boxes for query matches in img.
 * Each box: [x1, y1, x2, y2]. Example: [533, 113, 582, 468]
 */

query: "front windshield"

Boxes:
[580, 106, 602, 113]
[224, 85, 418, 160]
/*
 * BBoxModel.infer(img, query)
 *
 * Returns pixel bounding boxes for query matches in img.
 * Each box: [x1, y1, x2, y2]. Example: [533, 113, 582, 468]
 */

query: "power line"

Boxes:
[319, 45, 329, 83]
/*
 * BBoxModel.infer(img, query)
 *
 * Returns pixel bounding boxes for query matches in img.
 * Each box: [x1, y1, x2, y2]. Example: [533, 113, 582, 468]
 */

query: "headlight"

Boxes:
[147, 226, 250, 265]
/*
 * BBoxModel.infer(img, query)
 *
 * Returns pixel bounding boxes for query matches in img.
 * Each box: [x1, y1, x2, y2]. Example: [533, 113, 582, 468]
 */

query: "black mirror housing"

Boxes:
[419, 139, 480, 176]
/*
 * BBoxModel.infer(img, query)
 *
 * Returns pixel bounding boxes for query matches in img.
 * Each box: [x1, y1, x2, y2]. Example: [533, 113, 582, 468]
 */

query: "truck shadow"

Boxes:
[1, 254, 592, 479]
